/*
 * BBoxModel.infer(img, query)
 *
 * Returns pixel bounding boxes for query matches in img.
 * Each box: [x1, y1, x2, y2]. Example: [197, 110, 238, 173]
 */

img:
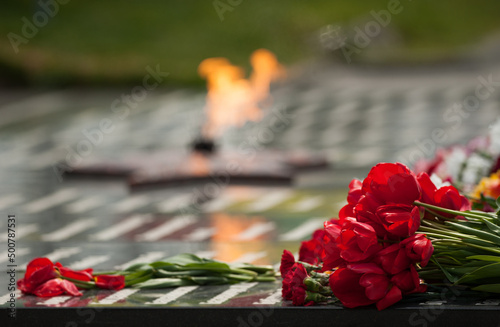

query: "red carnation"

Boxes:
[291, 286, 307, 306]
[280, 249, 296, 278]
[282, 270, 294, 300]
[290, 263, 309, 289]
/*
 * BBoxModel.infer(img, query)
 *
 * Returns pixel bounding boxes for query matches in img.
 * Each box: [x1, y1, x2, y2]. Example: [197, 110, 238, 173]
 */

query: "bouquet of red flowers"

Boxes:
[281, 162, 500, 310]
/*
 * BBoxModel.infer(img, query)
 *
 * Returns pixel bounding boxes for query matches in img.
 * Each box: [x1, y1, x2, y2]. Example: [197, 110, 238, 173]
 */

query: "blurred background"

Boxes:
[2, 0, 500, 87]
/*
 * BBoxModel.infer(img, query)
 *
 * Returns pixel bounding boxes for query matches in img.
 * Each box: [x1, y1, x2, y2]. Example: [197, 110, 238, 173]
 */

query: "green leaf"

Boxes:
[229, 263, 274, 274]
[162, 253, 207, 265]
[430, 257, 459, 283]
[456, 262, 500, 284]
[124, 263, 151, 272]
[149, 262, 183, 271]
[182, 276, 229, 285]
[155, 269, 214, 278]
[183, 262, 231, 271]
[462, 238, 496, 247]
[471, 284, 500, 293]
[496, 196, 500, 208]
[125, 272, 154, 287]
[133, 278, 194, 289]
[477, 217, 500, 236]
[221, 273, 255, 282]
[466, 255, 500, 262]
[446, 267, 483, 275]
[445, 221, 500, 246]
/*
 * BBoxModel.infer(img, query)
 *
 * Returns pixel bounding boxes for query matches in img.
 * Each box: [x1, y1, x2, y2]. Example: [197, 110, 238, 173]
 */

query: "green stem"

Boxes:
[418, 225, 473, 241]
[125, 272, 153, 287]
[414, 201, 486, 220]
[432, 239, 500, 255]
[57, 275, 96, 289]
[254, 276, 277, 282]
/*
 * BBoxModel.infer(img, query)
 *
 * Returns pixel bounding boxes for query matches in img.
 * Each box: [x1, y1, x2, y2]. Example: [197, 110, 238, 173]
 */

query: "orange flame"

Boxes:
[198, 49, 285, 139]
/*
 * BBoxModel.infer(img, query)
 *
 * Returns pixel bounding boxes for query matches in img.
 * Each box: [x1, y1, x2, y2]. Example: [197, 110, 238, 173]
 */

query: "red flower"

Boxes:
[282, 263, 308, 300]
[58, 266, 93, 282]
[375, 204, 421, 238]
[343, 163, 423, 238]
[401, 234, 434, 267]
[347, 179, 363, 204]
[339, 179, 363, 223]
[417, 172, 470, 216]
[280, 249, 296, 278]
[290, 263, 309, 289]
[337, 221, 382, 263]
[282, 263, 314, 304]
[32, 279, 82, 297]
[298, 229, 327, 265]
[329, 263, 403, 310]
[282, 270, 294, 300]
[322, 220, 382, 271]
[291, 287, 314, 306]
[391, 265, 427, 294]
[18, 257, 126, 296]
[374, 243, 411, 275]
[362, 163, 421, 206]
[354, 193, 387, 236]
[291, 286, 307, 305]
[17, 258, 57, 294]
[322, 221, 343, 270]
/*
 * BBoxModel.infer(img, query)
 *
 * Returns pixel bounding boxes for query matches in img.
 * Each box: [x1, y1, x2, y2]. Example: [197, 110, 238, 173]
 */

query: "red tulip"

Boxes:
[417, 172, 470, 217]
[32, 279, 82, 297]
[362, 163, 421, 206]
[391, 265, 427, 294]
[401, 234, 434, 267]
[347, 179, 363, 205]
[375, 204, 421, 238]
[337, 221, 382, 263]
[298, 229, 327, 265]
[330, 263, 403, 310]
[58, 266, 93, 282]
[17, 258, 57, 293]
[374, 243, 411, 275]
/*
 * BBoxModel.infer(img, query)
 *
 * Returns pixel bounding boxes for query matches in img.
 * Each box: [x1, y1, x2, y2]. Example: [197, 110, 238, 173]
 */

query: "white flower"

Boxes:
[444, 147, 467, 182]
[488, 117, 500, 156]
[462, 153, 492, 188]
[430, 173, 451, 189]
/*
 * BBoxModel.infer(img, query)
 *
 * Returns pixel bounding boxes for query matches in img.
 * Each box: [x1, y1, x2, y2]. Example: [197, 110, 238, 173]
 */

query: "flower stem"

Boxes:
[414, 201, 486, 220]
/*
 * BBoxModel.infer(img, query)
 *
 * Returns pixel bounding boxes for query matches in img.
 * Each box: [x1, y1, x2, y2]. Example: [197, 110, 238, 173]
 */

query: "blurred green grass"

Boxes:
[1, 0, 500, 87]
